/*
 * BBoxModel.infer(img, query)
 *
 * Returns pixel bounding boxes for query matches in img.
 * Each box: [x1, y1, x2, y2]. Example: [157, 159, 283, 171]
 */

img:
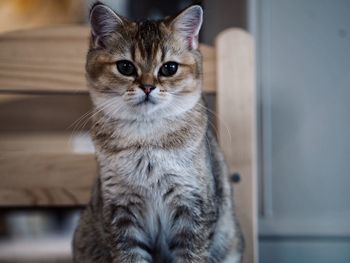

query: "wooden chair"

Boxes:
[0, 26, 257, 263]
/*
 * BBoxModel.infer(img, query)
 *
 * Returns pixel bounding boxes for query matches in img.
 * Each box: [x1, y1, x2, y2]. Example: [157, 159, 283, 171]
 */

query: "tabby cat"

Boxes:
[73, 2, 243, 262]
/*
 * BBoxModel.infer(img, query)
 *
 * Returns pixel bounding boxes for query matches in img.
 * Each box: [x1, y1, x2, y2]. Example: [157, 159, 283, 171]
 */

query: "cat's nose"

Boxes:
[139, 84, 155, 95]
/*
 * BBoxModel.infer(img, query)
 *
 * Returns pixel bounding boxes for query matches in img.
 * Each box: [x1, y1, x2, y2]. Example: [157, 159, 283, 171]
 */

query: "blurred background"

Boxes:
[0, 0, 349, 262]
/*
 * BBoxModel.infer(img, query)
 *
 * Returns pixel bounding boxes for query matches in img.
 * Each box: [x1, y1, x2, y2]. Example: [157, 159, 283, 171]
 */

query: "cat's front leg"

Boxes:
[170, 225, 211, 263]
[105, 202, 151, 263]
[169, 203, 215, 263]
[111, 240, 151, 263]
[171, 234, 209, 263]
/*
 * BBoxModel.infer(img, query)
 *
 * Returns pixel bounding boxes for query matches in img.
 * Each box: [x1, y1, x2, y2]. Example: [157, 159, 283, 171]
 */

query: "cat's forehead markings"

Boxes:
[129, 43, 135, 62]
[133, 47, 143, 64]
[160, 46, 167, 62]
[135, 21, 163, 58]
[155, 48, 163, 63]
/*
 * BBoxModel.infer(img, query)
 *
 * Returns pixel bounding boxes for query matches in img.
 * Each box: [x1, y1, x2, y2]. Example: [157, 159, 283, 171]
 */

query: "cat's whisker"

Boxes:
[70, 98, 117, 143]
[69, 109, 95, 132]
[196, 102, 233, 145]
[68, 109, 96, 147]
[93, 99, 117, 117]
[204, 133, 212, 157]
[206, 118, 220, 138]
[169, 93, 232, 144]
[68, 110, 92, 130]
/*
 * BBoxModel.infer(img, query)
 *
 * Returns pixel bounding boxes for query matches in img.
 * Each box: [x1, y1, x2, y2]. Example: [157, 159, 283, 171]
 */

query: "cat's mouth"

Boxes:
[135, 95, 157, 106]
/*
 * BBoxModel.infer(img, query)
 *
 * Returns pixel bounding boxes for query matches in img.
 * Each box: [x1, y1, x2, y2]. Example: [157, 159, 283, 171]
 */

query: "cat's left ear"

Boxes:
[89, 3, 125, 47]
[170, 5, 203, 50]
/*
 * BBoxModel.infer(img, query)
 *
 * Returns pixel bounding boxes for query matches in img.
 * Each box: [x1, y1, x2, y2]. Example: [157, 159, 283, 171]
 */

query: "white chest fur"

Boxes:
[98, 146, 201, 189]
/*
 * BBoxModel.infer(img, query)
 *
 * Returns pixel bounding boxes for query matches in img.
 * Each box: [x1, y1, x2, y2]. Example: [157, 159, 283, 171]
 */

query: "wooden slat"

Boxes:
[0, 133, 75, 153]
[216, 29, 258, 263]
[0, 0, 84, 33]
[200, 44, 216, 93]
[0, 133, 94, 153]
[0, 153, 96, 206]
[0, 26, 89, 94]
[0, 26, 216, 94]
[0, 237, 72, 263]
[0, 94, 92, 132]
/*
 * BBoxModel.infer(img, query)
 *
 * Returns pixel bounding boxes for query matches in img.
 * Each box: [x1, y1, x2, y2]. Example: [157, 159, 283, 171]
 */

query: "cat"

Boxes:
[73, 2, 243, 263]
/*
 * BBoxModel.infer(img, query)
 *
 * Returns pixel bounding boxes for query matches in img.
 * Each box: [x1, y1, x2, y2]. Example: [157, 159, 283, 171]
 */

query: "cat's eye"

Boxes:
[116, 60, 136, 76]
[159, 62, 178, 77]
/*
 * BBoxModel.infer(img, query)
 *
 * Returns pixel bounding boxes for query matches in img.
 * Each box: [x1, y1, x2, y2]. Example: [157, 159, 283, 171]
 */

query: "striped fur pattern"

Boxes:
[73, 2, 243, 262]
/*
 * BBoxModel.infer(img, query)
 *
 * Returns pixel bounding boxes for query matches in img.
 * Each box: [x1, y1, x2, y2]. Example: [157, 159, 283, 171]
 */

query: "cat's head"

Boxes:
[86, 2, 203, 120]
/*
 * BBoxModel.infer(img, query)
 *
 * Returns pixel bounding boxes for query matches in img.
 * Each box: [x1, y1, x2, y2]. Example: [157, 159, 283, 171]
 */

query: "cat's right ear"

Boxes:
[89, 3, 124, 47]
[169, 5, 203, 50]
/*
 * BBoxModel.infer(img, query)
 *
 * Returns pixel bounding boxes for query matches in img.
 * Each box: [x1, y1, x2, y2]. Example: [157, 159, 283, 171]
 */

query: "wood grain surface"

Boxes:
[216, 28, 258, 263]
[0, 153, 96, 206]
[0, 26, 216, 94]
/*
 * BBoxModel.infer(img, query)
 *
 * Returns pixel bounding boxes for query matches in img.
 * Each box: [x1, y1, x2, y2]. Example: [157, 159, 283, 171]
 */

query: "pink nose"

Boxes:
[140, 84, 155, 95]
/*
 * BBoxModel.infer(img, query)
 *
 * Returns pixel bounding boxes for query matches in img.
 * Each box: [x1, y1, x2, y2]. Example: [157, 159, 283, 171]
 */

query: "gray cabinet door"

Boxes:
[252, 0, 350, 262]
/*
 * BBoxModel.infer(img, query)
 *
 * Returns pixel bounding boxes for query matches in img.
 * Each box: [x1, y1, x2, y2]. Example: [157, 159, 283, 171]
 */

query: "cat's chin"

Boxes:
[130, 102, 161, 116]
[133, 97, 157, 107]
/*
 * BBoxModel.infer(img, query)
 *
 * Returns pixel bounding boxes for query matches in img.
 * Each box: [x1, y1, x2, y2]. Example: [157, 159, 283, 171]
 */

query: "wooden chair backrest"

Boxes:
[0, 26, 257, 263]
